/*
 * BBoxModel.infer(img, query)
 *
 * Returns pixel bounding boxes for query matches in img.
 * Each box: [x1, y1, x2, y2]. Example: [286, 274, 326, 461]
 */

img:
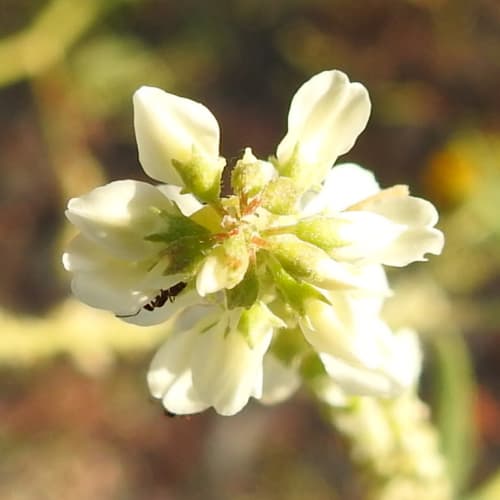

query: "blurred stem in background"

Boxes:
[0, 0, 121, 86]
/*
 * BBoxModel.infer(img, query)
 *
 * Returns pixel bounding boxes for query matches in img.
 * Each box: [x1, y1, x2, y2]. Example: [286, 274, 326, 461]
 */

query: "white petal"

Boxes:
[191, 321, 273, 416]
[300, 297, 391, 368]
[65, 180, 172, 260]
[162, 372, 209, 414]
[134, 86, 221, 184]
[260, 355, 300, 405]
[364, 194, 438, 226]
[300, 163, 380, 216]
[384, 328, 422, 389]
[328, 211, 406, 263]
[64, 235, 181, 317]
[147, 329, 208, 414]
[314, 257, 389, 292]
[148, 329, 198, 398]
[64, 235, 152, 314]
[319, 328, 421, 397]
[362, 196, 444, 266]
[319, 353, 397, 397]
[277, 71, 371, 183]
[157, 184, 203, 216]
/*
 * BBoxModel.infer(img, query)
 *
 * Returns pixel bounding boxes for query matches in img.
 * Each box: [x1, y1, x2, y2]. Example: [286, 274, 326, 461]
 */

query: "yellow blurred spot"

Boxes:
[423, 149, 478, 207]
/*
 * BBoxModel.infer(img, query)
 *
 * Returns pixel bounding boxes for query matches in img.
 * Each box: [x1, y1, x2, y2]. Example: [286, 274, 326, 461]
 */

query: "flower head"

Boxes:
[63, 70, 444, 415]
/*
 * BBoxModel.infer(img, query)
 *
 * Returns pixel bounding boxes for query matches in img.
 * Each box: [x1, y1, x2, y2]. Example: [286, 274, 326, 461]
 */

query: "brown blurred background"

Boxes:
[1, 1, 500, 498]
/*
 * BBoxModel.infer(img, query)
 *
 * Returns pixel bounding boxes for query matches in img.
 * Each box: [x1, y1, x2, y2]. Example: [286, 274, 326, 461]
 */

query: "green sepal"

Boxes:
[161, 235, 212, 275]
[295, 217, 350, 251]
[265, 255, 326, 314]
[145, 214, 209, 244]
[260, 177, 300, 215]
[231, 154, 272, 199]
[189, 204, 223, 233]
[272, 146, 322, 192]
[270, 327, 310, 365]
[265, 235, 334, 287]
[172, 149, 224, 203]
[300, 352, 328, 381]
[226, 265, 259, 309]
[237, 302, 284, 348]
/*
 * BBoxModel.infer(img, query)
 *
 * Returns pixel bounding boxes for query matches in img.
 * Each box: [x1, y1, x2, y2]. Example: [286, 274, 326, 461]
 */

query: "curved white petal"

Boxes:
[300, 297, 392, 369]
[65, 180, 172, 260]
[162, 371, 209, 414]
[64, 235, 152, 314]
[64, 235, 181, 317]
[260, 355, 300, 405]
[319, 328, 421, 398]
[319, 353, 397, 397]
[147, 329, 208, 414]
[157, 184, 203, 216]
[191, 320, 273, 416]
[300, 163, 380, 216]
[328, 211, 406, 263]
[386, 328, 422, 389]
[134, 86, 221, 184]
[277, 71, 371, 183]
[362, 195, 444, 266]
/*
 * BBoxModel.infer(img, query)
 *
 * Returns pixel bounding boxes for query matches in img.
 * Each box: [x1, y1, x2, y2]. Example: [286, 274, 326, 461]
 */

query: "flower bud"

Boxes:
[265, 234, 373, 291]
[231, 148, 277, 199]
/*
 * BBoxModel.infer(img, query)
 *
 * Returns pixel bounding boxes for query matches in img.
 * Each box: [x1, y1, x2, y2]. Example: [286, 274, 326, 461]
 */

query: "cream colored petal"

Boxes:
[300, 163, 380, 216]
[64, 235, 181, 318]
[134, 86, 221, 184]
[319, 328, 421, 397]
[64, 235, 151, 314]
[319, 353, 397, 397]
[328, 211, 406, 263]
[66, 180, 172, 260]
[362, 196, 444, 266]
[277, 71, 371, 183]
[157, 184, 203, 216]
[300, 297, 387, 368]
[191, 321, 273, 416]
[147, 329, 209, 414]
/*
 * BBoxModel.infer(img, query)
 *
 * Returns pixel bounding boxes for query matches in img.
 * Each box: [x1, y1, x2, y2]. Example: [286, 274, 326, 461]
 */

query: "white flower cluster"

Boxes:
[63, 70, 444, 415]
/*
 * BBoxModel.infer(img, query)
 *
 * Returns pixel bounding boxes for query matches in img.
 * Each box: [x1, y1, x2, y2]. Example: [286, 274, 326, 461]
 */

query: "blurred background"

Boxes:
[1, 0, 500, 498]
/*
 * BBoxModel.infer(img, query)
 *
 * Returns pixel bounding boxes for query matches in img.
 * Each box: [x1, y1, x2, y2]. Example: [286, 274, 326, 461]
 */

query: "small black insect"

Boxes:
[117, 282, 187, 318]
[143, 281, 187, 311]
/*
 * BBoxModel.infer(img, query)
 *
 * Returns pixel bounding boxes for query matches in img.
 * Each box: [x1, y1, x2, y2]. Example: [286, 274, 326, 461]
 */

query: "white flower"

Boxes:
[147, 302, 286, 415]
[63, 69, 444, 415]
